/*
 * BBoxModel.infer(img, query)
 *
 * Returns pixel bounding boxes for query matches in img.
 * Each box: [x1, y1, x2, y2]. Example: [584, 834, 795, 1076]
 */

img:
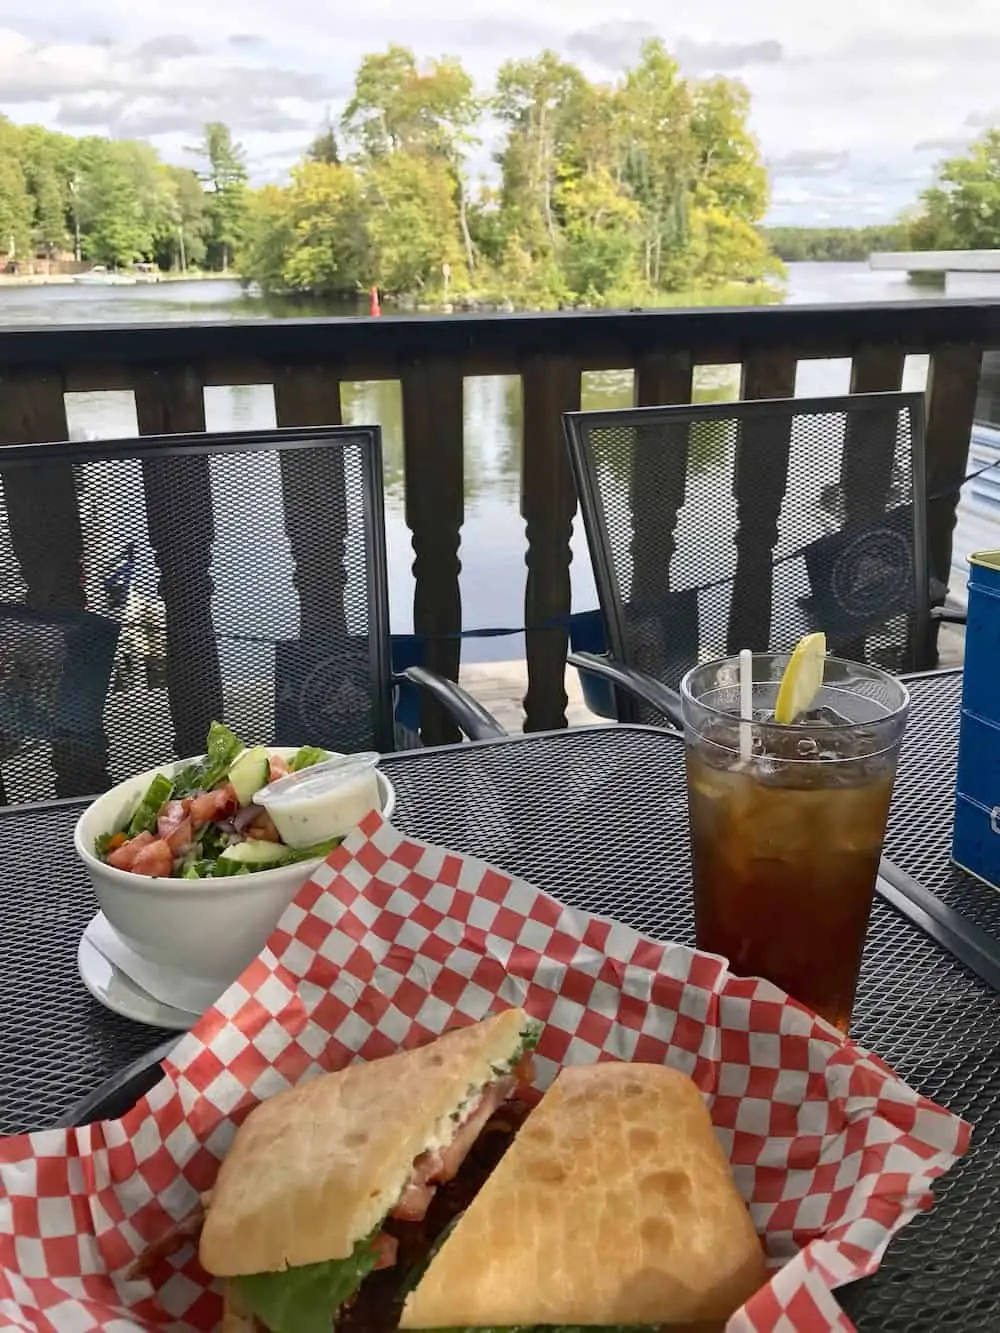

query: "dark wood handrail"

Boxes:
[3, 298, 1000, 369]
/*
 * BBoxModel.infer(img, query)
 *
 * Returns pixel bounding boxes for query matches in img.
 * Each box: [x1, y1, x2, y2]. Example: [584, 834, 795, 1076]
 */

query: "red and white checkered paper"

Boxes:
[0, 813, 971, 1333]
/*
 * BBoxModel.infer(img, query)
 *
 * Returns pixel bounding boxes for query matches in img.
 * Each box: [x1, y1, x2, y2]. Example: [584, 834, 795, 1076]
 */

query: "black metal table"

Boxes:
[1, 669, 997, 1330]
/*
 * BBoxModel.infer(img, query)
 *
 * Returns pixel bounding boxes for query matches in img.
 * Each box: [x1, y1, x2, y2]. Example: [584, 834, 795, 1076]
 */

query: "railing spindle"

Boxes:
[0, 371, 103, 796]
[727, 351, 798, 653]
[133, 366, 223, 756]
[521, 356, 580, 731]
[402, 360, 465, 745]
[273, 365, 349, 640]
[924, 343, 984, 663]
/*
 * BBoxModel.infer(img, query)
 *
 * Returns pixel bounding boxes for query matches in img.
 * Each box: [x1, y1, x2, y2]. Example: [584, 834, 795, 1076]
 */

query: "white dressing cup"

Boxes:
[254, 752, 383, 849]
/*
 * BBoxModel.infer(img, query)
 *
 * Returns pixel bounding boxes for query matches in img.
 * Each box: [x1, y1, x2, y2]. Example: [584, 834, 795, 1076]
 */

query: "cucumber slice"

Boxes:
[228, 746, 270, 806]
[219, 839, 289, 868]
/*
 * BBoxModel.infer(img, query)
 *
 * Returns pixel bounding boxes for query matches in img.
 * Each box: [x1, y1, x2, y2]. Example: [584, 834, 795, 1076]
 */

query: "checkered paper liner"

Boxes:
[1, 813, 971, 1333]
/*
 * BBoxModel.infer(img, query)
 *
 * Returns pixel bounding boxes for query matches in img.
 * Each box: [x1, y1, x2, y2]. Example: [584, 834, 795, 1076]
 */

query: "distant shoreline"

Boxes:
[0, 272, 220, 289]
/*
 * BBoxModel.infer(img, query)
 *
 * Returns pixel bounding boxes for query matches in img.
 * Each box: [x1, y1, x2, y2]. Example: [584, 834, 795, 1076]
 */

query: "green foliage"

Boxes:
[764, 225, 912, 261]
[910, 130, 1000, 250]
[0, 116, 237, 273]
[189, 122, 248, 271]
[241, 40, 778, 307]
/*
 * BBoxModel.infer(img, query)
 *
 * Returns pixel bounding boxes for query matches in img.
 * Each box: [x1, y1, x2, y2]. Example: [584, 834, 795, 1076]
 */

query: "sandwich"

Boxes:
[400, 1062, 767, 1333]
[196, 1008, 540, 1333]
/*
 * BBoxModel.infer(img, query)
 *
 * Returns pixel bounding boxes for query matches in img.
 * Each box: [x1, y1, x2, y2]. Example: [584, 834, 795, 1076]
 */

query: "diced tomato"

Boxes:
[268, 753, 290, 782]
[247, 811, 281, 842]
[130, 839, 175, 878]
[106, 830, 154, 870]
[189, 784, 238, 824]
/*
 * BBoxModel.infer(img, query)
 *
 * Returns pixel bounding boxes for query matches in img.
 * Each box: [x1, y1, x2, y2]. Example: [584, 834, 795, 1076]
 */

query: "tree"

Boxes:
[190, 122, 248, 271]
[912, 130, 1000, 250]
[342, 46, 480, 272]
[308, 118, 341, 166]
[493, 51, 588, 259]
[73, 138, 154, 267]
[364, 154, 463, 294]
[19, 125, 75, 258]
[556, 166, 642, 300]
[239, 39, 779, 306]
[282, 162, 369, 294]
[0, 119, 34, 262]
[155, 165, 210, 271]
[615, 40, 696, 288]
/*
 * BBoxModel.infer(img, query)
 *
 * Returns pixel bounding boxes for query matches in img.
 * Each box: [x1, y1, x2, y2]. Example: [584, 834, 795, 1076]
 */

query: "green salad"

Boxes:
[96, 721, 336, 879]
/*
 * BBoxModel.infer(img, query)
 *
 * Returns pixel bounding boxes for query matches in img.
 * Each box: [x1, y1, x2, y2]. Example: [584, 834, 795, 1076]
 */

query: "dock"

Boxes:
[870, 250, 1000, 274]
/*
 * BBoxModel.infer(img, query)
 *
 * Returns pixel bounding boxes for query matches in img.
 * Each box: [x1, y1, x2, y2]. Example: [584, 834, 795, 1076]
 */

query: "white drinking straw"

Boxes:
[739, 648, 753, 762]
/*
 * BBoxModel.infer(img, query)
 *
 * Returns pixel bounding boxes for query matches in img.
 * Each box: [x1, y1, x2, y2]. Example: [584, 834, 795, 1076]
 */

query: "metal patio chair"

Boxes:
[0, 425, 501, 804]
[563, 392, 931, 729]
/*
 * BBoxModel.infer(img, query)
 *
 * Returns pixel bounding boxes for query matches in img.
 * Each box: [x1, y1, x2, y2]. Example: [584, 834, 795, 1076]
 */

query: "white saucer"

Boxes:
[77, 934, 200, 1031]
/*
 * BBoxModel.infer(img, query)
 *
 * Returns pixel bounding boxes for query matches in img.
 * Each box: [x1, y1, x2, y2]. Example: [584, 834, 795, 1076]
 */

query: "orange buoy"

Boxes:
[369, 286, 381, 317]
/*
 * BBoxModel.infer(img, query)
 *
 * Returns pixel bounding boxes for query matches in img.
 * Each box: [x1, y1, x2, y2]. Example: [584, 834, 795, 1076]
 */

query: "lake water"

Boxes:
[0, 263, 992, 662]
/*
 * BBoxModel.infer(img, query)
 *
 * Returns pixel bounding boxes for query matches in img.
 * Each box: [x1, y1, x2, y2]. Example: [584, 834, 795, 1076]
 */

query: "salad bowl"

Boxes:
[73, 741, 395, 988]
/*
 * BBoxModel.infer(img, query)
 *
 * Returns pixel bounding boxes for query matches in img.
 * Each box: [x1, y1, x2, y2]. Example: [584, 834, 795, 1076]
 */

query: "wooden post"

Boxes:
[631, 351, 694, 598]
[401, 359, 465, 745]
[273, 365, 349, 641]
[727, 351, 798, 653]
[0, 370, 102, 797]
[133, 365, 222, 756]
[521, 356, 580, 731]
[924, 343, 983, 664]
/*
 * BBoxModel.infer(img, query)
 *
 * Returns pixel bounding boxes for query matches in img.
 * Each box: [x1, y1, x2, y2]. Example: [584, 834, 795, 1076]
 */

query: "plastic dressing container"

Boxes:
[255, 753, 382, 849]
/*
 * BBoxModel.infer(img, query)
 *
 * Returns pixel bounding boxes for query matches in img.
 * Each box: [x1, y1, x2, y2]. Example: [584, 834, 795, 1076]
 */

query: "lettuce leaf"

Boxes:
[232, 1236, 378, 1333]
[173, 722, 246, 797]
[289, 745, 329, 773]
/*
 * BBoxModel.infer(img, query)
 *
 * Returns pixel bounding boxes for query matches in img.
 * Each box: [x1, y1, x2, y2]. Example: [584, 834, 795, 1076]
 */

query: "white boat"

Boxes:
[73, 267, 137, 287]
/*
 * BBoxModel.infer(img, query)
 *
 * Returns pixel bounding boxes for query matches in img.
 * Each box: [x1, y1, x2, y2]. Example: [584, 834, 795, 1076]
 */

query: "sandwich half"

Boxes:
[400, 1062, 766, 1332]
[197, 1008, 540, 1333]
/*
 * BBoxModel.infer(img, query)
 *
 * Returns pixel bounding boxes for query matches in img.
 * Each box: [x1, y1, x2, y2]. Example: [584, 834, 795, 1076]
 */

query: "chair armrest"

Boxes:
[931, 606, 968, 625]
[399, 666, 508, 741]
[567, 652, 684, 730]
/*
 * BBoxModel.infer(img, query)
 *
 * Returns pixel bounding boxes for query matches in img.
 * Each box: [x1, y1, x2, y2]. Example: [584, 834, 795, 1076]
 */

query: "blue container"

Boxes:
[952, 551, 1000, 888]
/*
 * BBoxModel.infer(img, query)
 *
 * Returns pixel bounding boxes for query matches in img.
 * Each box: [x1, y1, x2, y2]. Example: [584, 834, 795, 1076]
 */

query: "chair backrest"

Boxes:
[565, 392, 928, 717]
[0, 426, 393, 804]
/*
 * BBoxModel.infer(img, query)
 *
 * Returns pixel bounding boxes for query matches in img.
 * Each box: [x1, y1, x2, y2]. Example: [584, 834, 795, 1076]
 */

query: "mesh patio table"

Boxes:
[0, 669, 996, 1330]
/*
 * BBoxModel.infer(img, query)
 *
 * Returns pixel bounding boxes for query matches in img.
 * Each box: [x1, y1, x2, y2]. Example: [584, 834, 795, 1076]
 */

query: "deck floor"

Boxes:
[461, 623, 966, 734]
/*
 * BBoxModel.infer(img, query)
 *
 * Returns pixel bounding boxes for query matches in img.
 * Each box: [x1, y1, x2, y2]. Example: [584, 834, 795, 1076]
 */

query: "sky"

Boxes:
[2, 1, 1000, 227]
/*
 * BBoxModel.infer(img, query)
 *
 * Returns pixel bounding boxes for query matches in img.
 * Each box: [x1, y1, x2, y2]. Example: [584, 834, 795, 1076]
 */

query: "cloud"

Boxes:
[228, 34, 264, 50]
[133, 35, 201, 63]
[964, 108, 1000, 129]
[0, 29, 339, 138]
[914, 134, 974, 153]
[566, 21, 657, 70]
[767, 149, 849, 177]
[675, 38, 783, 73]
[565, 24, 784, 74]
[53, 93, 311, 136]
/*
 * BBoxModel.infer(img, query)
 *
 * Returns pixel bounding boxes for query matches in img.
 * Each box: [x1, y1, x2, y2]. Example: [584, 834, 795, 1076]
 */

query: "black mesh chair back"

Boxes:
[565, 392, 928, 720]
[0, 426, 393, 804]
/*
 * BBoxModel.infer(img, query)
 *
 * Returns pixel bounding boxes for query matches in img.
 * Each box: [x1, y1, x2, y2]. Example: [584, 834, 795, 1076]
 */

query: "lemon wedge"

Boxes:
[773, 632, 827, 724]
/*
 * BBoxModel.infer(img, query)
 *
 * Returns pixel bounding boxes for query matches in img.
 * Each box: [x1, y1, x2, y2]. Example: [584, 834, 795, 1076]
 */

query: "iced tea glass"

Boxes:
[681, 653, 909, 1033]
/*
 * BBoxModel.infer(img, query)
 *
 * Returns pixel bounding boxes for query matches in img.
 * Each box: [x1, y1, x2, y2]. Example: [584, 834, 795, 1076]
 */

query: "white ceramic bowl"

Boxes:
[74, 747, 396, 986]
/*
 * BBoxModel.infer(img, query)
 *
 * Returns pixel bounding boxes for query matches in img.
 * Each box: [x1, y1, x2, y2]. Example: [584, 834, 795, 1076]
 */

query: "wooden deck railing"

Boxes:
[1, 300, 998, 743]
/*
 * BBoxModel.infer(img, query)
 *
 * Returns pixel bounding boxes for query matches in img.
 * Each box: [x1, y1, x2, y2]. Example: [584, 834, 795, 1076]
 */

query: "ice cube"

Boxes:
[798, 704, 854, 727]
